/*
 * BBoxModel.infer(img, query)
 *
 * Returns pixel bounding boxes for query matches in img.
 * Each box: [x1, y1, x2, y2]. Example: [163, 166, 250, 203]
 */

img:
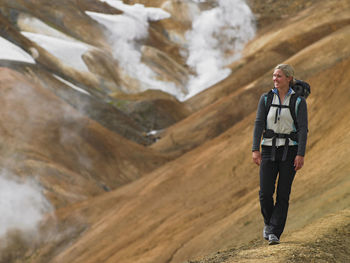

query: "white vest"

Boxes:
[262, 89, 298, 147]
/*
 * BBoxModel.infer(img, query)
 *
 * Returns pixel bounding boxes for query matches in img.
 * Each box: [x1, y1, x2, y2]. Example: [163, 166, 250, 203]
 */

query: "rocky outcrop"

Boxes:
[113, 89, 191, 131]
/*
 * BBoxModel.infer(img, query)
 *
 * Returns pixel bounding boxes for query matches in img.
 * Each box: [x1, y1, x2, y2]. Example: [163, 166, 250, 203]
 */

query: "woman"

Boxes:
[252, 64, 308, 245]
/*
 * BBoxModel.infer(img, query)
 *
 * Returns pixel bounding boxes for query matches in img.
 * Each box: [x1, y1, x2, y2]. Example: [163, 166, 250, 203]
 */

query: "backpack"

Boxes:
[292, 79, 311, 99]
[265, 79, 310, 130]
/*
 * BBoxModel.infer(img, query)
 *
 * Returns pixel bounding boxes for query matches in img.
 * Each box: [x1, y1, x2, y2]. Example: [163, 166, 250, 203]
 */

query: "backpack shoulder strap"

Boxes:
[264, 90, 274, 128]
[265, 90, 274, 112]
[289, 93, 299, 130]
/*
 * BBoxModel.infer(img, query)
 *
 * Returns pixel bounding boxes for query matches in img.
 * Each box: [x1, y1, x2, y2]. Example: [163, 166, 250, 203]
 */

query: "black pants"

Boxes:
[259, 145, 297, 238]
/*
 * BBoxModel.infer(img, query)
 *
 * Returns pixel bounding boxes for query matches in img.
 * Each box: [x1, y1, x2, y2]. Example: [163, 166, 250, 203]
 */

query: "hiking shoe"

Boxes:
[263, 225, 270, 240]
[268, 234, 280, 245]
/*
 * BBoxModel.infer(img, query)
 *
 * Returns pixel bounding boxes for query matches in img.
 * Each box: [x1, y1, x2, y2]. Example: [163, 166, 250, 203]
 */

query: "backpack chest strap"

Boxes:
[270, 103, 290, 124]
[270, 104, 290, 108]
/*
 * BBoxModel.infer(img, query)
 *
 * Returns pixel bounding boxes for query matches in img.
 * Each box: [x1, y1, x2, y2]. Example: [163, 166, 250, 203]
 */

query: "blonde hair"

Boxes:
[274, 64, 295, 85]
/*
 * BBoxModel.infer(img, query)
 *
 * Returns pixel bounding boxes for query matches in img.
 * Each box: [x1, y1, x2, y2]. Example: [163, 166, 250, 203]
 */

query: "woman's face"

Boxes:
[273, 69, 291, 90]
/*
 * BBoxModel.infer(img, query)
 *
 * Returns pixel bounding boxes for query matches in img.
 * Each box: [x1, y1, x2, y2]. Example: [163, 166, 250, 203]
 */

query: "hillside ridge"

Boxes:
[187, 209, 350, 263]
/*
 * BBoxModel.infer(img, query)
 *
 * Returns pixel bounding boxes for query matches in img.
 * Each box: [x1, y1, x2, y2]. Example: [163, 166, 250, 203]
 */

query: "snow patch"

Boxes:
[21, 32, 92, 72]
[17, 14, 77, 42]
[53, 74, 91, 95]
[100, 0, 170, 21]
[0, 37, 36, 64]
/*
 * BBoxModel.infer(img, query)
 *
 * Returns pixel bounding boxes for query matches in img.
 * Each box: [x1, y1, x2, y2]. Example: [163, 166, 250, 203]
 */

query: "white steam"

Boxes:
[0, 171, 52, 238]
[184, 0, 256, 99]
[89, 0, 255, 100]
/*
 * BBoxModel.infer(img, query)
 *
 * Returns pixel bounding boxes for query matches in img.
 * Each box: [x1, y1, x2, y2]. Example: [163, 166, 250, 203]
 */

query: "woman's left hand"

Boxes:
[294, 155, 304, 171]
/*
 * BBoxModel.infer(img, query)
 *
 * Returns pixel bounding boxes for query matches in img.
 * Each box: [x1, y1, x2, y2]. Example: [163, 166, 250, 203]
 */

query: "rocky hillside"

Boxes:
[0, 0, 349, 262]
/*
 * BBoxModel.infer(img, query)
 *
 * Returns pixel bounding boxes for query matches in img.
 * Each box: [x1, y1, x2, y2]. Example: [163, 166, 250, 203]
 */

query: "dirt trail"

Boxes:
[187, 209, 350, 263]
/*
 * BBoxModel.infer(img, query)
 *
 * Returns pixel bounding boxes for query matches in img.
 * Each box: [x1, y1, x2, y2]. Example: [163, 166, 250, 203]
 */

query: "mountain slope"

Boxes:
[0, 0, 349, 263]
[0, 67, 169, 208]
[28, 50, 350, 262]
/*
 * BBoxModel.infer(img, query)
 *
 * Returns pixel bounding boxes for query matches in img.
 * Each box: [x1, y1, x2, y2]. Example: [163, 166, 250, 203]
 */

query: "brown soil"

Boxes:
[188, 210, 350, 263]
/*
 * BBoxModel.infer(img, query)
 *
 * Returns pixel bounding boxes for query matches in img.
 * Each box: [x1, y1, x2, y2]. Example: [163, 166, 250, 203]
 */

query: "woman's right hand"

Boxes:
[252, 151, 261, 166]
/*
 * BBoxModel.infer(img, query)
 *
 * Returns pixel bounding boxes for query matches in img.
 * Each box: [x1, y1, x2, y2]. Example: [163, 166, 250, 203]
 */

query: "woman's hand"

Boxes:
[294, 155, 304, 171]
[252, 151, 261, 166]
